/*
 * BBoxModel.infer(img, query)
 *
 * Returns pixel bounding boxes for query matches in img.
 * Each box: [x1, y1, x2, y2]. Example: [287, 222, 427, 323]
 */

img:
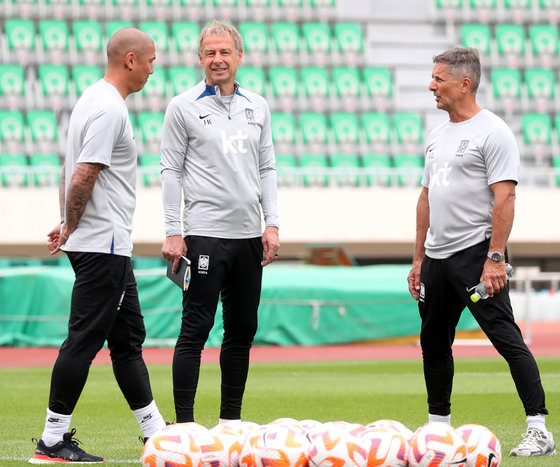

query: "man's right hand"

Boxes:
[161, 235, 187, 274]
[407, 262, 422, 301]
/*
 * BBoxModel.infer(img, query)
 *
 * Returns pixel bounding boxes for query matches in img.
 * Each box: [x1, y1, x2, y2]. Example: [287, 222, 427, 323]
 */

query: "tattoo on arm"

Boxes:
[64, 163, 103, 233]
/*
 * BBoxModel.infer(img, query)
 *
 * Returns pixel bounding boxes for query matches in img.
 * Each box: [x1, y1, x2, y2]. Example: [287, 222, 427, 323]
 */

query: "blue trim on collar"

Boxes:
[235, 87, 250, 101]
[196, 84, 216, 100]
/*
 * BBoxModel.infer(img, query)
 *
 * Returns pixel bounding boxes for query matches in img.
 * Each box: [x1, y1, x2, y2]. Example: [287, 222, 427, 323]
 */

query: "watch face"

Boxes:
[490, 252, 503, 262]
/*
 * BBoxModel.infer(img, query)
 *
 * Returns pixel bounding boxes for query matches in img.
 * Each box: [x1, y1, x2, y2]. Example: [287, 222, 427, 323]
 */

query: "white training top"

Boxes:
[160, 80, 279, 239]
[61, 79, 137, 256]
[422, 109, 520, 259]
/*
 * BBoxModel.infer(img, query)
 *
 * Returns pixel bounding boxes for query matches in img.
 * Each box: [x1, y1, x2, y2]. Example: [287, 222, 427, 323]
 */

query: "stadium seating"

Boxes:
[26, 110, 59, 154]
[301, 21, 331, 66]
[489, 67, 522, 116]
[524, 67, 555, 113]
[362, 66, 394, 111]
[168, 66, 200, 96]
[270, 112, 297, 155]
[361, 112, 392, 154]
[362, 153, 392, 186]
[72, 20, 103, 65]
[298, 153, 328, 187]
[460, 23, 491, 57]
[330, 153, 360, 186]
[4, 18, 36, 64]
[138, 153, 161, 187]
[521, 112, 553, 164]
[105, 20, 134, 40]
[0, 153, 28, 187]
[29, 153, 61, 187]
[38, 19, 70, 63]
[332, 22, 363, 66]
[332, 66, 361, 112]
[37, 64, 70, 110]
[171, 21, 200, 65]
[298, 112, 328, 153]
[137, 111, 164, 153]
[239, 21, 268, 66]
[495, 23, 526, 67]
[236, 66, 266, 96]
[71, 64, 102, 96]
[0, 64, 26, 110]
[0, 110, 25, 154]
[392, 112, 424, 154]
[300, 67, 330, 112]
[268, 66, 298, 111]
[270, 22, 300, 66]
[330, 112, 360, 153]
[393, 153, 424, 187]
[528, 24, 559, 67]
[139, 66, 168, 111]
[275, 153, 297, 186]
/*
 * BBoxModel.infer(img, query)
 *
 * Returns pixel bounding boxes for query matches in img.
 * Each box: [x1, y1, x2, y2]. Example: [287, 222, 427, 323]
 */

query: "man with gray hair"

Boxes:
[407, 47, 556, 458]
[160, 20, 279, 424]
[30, 28, 166, 464]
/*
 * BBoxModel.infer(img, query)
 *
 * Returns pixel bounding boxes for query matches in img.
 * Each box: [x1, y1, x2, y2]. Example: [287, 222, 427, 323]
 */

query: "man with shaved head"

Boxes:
[29, 28, 165, 464]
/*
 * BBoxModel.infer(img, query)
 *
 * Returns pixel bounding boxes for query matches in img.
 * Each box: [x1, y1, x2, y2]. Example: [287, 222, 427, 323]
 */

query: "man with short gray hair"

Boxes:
[408, 47, 555, 458]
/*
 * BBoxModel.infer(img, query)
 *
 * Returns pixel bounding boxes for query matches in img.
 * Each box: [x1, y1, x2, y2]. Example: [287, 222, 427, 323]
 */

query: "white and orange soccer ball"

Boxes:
[366, 419, 414, 442]
[239, 422, 310, 467]
[142, 422, 235, 467]
[307, 421, 370, 467]
[359, 426, 409, 466]
[455, 424, 502, 467]
[208, 421, 262, 467]
[408, 422, 468, 467]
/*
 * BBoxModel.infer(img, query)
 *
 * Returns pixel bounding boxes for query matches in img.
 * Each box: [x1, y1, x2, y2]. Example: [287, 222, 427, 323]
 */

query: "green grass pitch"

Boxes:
[0, 357, 558, 466]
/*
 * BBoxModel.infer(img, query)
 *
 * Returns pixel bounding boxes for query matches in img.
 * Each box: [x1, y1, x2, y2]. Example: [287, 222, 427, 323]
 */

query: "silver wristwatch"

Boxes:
[487, 251, 505, 262]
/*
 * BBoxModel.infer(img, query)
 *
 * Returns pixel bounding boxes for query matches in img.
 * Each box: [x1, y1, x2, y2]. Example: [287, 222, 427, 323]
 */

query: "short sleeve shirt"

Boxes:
[422, 109, 519, 259]
[61, 80, 137, 256]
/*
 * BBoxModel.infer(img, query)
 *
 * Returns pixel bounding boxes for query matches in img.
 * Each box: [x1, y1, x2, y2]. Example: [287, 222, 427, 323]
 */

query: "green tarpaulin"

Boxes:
[0, 264, 479, 347]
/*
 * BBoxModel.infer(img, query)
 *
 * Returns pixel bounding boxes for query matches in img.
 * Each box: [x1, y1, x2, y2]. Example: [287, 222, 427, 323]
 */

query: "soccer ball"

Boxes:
[366, 419, 414, 441]
[209, 421, 262, 467]
[240, 422, 310, 466]
[307, 422, 370, 466]
[408, 422, 468, 467]
[455, 424, 502, 467]
[360, 426, 409, 466]
[142, 423, 201, 466]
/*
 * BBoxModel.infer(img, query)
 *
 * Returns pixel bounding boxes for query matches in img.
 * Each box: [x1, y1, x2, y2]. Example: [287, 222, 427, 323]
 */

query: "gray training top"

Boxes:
[161, 81, 279, 239]
[422, 109, 519, 259]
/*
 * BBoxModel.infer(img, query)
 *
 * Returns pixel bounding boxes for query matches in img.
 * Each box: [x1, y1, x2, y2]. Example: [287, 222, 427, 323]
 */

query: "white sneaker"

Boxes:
[509, 428, 557, 457]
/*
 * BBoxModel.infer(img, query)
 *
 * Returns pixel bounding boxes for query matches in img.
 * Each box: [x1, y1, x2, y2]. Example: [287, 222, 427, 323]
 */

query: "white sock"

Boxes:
[429, 413, 451, 425]
[526, 414, 547, 433]
[41, 408, 72, 447]
[133, 400, 166, 438]
[219, 418, 241, 424]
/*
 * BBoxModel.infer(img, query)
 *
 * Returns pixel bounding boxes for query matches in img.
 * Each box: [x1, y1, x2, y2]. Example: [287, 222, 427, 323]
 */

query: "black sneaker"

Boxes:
[29, 428, 105, 464]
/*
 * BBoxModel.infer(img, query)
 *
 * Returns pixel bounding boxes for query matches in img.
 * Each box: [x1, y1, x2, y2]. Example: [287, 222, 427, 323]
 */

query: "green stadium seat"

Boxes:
[332, 67, 361, 111]
[72, 21, 103, 59]
[301, 22, 331, 65]
[521, 112, 552, 163]
[239, 22, 268, 64]
[525, 68, 555, 111]
[552, 155, 560, 186]
[72, 65, 102, 97]
[393, 154, 424, 187]
[528, 24, 559, 67]
[0, 153, 28, 187]
[29, 153, 61, 187]
[0, 110, 25, 153]
[137, 112, 164, 152]
[495, 24, 526, 67]
[0, 64, 25, 110]
[300, 67, 330, 111]
[330, 112, 360, 147]
[236, 67, 266, 96]
[333, 22, 363, 65]
[460, 23, 491, 56]
[298, 153, 328, 187]
[268, 67, 298, 110]
[469, 0, 497, 23]
[393, 112, 423, 144]
[168, 66, 199, 95]
[139, 153, 161, 187]
[275, 153, 297, 186]
[433, 0, 463, 25]
[270, 22, 300, 65]
[521, 112, 552, 145]
[363, 67, 393, 111]
[26, 110, 58, 154]
[38, 19, 69, 62]
[37, 64, 70, 110]
[361, 112, 391, 153]
[139, 21, 169, 55]
[298, 112, 328, 147]
[362, 153, 392, 186]
[270, 112, 297, 146]
[171, 21, 200, 66]
[4, 19, 35, 63]
[105, 21, 135, 40]
[330, 153, 360, 187]
[489, 68, 522, 116]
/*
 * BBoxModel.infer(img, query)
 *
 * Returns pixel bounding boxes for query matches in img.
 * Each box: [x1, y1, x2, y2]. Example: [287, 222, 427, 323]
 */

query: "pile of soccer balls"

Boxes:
[142, 418, 502, 466]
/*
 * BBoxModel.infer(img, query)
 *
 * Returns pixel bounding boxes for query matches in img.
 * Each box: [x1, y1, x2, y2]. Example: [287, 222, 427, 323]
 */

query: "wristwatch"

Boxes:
[487, 251, 505, 262]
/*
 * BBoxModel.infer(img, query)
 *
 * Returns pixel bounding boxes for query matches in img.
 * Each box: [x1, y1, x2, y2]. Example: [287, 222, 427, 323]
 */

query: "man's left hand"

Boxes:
[261, 226, 280, 267]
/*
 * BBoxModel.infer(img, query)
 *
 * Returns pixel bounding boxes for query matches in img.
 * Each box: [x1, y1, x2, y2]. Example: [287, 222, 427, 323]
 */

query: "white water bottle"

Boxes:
[469, 263, 514, 303]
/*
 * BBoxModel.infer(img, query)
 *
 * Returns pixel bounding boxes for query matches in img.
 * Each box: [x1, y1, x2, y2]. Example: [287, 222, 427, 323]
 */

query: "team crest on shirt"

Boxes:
[245, 108, 258, 125]
[198, 255, 209, 274]
[456, 139, 469, 157]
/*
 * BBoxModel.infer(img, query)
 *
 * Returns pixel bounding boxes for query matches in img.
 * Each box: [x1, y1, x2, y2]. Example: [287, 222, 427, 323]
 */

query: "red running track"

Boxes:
[1, 322, 558, 368]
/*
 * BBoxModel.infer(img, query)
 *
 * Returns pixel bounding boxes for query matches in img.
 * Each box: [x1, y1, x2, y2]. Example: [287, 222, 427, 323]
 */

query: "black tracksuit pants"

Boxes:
[418, 239, 548, 417]
[173, 236, 263, 423]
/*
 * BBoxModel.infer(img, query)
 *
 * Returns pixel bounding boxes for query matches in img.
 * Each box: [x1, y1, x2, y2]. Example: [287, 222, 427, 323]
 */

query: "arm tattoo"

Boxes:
[64, 163, 103, 233]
